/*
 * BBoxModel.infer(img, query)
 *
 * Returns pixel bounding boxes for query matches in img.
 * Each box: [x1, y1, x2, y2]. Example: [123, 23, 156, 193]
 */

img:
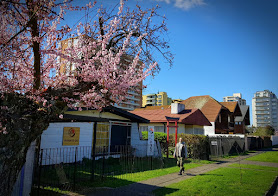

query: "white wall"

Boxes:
[41, 122, 159, 164]
[209, 134, 245, 138]
[204, 122, 215, 136]
[271, 136, 278, 145]
[41, 122, 94, 148]
[130, 123, 160, 157]
[40, 122, 94, 165]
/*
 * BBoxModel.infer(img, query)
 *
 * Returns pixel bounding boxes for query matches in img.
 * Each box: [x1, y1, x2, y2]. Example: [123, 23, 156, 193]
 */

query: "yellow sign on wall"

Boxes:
[63, 127, 80, 146]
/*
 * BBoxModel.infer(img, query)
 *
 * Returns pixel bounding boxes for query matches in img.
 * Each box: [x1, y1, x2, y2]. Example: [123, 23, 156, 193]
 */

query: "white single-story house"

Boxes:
[40, 106, 161, 165]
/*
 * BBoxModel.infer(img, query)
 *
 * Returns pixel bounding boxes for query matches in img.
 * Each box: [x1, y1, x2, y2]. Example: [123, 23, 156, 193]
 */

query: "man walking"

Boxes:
[173, 137, 188, 175]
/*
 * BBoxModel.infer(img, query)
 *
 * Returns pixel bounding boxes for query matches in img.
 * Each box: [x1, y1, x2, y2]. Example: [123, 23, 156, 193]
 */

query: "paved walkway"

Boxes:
[85, 149, 278, 196]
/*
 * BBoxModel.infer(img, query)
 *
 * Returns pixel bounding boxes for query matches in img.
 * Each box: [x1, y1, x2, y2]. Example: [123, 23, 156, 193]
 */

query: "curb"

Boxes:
[265, 176, 278, 196]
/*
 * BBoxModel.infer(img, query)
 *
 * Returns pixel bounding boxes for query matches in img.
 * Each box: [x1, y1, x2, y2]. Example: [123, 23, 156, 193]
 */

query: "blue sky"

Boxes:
[65, 0, 278, 124]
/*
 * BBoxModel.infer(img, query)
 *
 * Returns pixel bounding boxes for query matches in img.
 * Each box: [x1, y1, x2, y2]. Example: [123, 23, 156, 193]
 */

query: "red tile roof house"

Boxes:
[180, 95, 243, 137]
[130, 103, 211, 136]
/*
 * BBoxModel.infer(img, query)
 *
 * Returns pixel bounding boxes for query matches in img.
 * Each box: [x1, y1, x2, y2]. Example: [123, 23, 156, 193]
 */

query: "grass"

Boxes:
[79, 159, 213, 188]
[245, 151, 278, 163]
[228, 163, 278, 172]
[153, 165, 278, 196]
[33, 157, 214, 195]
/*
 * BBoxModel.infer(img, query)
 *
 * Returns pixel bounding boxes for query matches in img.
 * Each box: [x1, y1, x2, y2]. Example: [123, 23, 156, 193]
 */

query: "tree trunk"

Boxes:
[0, 93, 65, 195]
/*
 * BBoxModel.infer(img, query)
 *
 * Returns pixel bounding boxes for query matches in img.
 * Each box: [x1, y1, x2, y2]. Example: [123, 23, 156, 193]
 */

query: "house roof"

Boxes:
[103, 106, 149, 123]
[130, 107, 211, 126]
[235, 105, 250, 125]
[66, 106, 149, 123]
[220, 102, 242, 116]
[180, 95, 229, 122]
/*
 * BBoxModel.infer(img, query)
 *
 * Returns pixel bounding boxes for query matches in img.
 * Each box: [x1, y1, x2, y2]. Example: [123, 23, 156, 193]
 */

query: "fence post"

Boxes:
[102, 147, 105, 181]
[74, 147, 77, 191]
[91, 122, 97, 181]
[151, 156, 153, 170]
[37, 149, 43, 196]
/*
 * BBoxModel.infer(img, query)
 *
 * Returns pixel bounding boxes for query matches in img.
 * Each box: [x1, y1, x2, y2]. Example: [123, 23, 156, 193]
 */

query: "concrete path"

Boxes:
[85, 149, 277, 196]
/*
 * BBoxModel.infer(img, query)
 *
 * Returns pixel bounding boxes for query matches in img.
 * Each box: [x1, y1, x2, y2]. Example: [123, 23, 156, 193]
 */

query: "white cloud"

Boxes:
[174, 0, 206, 10]
[154, 0, 206, 10]
[155, 0, 171, 4]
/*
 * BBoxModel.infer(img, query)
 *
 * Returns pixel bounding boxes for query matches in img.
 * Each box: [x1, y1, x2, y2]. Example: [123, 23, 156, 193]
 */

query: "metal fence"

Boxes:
[32, 145, 164, 194]
[208, 136, 245, 157]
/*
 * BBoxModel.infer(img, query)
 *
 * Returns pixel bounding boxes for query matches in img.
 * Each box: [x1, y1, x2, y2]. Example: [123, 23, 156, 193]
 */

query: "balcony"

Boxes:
[123, 101, 140, 107]
[128, 90, 140, 96]
[255, 99, 270, 103]
[146, 100, 155, 103]
[256, 108, 269, 111]
[146, 97, 156, 101]
[126, 96, 140, 101]
[256, 112, 269, 115]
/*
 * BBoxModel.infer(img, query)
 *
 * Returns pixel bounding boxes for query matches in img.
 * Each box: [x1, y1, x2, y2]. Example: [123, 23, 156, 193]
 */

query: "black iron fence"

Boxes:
[32, 145, 164, 194]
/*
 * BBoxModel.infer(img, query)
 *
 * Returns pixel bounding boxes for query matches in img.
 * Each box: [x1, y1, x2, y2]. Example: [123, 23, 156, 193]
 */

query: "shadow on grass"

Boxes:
[33, 157, 212, 195]
[153, 186, 180, 196]
[184, 173, 196, 176]
[32, 177, 180, 196]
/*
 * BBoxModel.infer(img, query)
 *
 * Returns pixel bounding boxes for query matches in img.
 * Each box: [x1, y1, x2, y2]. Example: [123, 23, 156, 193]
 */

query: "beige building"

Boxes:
[142, 92, 172, 107]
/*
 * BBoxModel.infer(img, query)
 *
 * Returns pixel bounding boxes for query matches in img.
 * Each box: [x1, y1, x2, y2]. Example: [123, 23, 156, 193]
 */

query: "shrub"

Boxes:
[253, 126, 275, 136]
[141, 131, 209, 160]
[169, 133, 209, 160]
[141, 131, 167, 143]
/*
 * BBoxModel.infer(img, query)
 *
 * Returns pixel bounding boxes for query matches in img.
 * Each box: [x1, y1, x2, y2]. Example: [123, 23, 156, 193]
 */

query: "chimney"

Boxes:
[171, 103, 185, 114]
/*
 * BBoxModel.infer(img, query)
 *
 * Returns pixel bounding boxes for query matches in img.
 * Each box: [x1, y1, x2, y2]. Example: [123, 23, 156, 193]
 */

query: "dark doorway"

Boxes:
[110, 125, 131, 152]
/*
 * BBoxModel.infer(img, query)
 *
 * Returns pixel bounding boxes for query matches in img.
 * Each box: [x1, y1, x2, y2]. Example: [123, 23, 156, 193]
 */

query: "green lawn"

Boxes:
[228, 163, 278, 172]
[80, 159, 213, 188]
[34, 158, 213, 195]
[245, 151, 278, 163]
[153, 165, 278, 196]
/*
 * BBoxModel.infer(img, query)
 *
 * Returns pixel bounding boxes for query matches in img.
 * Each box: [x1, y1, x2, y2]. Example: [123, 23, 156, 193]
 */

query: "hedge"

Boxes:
[142, 132, 209, 160]
[141, 131, 167, 144]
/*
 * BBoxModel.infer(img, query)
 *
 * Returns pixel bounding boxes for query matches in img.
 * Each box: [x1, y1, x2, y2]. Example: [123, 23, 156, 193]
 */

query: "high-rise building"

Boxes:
[223, 93, 246, 105]
[59, 37, 143, 111]
[252, 90, 278, 130]
[114, 82, 143, 111]
[142, 92, 172, 107]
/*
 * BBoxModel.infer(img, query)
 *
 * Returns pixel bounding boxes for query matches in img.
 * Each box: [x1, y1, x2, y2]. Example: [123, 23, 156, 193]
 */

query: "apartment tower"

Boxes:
[252, 90, 278, 130]
[223, 93, 246, 105]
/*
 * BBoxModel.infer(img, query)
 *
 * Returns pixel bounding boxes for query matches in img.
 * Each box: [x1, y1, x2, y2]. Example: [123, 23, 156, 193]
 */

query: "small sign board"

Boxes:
[147, 126, 155, 156]
[63, 127, 80, 146]
[211, 141, 218, 146]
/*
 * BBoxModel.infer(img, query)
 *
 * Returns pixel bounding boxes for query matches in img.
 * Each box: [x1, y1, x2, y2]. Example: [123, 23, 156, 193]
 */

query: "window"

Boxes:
[158, 100, 162, 103]
[140, 126, 164, 133]
[95, 123, 110, 153]
[158, 95, 162, 98]
[154, 126, 164, 132]
[193, 127, 204, 135]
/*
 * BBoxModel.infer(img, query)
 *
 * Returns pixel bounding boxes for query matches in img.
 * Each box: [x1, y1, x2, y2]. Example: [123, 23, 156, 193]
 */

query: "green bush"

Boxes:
[253, 126, 275, 136]
[141, 131, 167, 143]
[169, 133, 209, 160]
[142, 131, 209, 160]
